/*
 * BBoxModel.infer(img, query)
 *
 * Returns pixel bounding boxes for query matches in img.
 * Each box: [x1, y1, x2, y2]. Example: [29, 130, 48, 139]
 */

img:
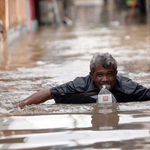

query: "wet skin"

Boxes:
[90, 65, 118, 90]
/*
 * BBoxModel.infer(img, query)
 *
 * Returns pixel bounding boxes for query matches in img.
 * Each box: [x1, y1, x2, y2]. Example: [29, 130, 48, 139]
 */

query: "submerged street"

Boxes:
[0, 23, 150, 113]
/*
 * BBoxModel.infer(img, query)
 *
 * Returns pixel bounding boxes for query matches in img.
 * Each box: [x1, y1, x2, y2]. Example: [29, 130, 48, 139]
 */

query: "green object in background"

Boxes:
[126, 0, 134, 6]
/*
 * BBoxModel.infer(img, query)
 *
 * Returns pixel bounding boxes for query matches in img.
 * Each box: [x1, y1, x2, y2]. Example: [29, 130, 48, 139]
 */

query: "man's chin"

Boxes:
[106, 87, 111, 91]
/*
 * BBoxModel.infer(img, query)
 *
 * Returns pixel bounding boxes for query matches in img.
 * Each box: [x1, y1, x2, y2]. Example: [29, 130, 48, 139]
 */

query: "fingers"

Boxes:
[12, 102, 24, 109]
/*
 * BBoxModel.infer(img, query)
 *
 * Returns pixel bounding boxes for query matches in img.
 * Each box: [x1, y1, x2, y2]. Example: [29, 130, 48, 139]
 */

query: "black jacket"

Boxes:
[50, 75, 150, 103]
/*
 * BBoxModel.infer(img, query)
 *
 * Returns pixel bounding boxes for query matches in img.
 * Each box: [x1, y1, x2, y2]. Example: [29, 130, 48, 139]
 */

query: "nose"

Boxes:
[102, 75, 108, 82]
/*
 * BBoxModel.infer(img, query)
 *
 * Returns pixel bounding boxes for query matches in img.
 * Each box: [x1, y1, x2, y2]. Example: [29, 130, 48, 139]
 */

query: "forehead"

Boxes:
[94, 65, 115, 73]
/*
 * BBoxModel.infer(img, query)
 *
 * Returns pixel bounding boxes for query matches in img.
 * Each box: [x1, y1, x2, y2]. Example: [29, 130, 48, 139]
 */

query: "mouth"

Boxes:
[101, 84, 111, 89]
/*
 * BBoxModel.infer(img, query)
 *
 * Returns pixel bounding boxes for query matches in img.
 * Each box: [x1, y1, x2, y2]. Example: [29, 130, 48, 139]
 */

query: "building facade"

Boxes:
[0, 0, 38, 44]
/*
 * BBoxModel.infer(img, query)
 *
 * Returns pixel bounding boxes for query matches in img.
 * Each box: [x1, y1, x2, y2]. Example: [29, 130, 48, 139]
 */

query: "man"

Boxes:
[14, 52, 150, 108]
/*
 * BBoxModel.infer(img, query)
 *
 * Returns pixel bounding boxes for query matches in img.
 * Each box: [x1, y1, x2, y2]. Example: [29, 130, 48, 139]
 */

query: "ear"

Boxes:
[116, 71, 118, 75]
[89, 72, 94, 81]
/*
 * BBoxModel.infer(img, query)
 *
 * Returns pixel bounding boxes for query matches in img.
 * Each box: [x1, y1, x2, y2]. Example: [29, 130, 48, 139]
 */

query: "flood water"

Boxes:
[0, 5, 150, 149]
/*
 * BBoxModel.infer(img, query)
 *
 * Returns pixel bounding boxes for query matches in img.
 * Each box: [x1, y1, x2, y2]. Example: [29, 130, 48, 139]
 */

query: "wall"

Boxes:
[0, 0, 27, 43]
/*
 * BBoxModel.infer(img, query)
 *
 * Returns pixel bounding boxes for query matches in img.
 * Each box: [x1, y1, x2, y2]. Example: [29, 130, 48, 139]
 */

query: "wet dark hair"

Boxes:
[90, 52, 117, 74]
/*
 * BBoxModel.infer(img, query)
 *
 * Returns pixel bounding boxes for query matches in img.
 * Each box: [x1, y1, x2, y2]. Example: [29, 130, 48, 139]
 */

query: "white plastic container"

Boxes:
[98, 94, 112, 104]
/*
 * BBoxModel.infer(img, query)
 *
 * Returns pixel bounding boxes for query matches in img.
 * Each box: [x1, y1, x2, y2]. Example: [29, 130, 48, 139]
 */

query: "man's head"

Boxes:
[90, 52, 118, 90]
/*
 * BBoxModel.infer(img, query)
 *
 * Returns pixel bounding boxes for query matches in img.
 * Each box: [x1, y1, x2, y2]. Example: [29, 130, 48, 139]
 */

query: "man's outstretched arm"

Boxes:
[13, 89, 53, 108]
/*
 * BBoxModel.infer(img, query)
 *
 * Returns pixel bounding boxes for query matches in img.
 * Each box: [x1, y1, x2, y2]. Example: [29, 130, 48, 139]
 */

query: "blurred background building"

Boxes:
[0, 0, 149, 44]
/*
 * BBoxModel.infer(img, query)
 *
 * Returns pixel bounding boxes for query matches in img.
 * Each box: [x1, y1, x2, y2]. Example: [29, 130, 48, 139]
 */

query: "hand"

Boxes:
[12, 101, 25, 109]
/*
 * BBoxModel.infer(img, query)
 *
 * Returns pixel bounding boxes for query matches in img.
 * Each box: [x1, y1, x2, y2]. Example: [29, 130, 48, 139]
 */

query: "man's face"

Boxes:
[90, 65, 117, 90]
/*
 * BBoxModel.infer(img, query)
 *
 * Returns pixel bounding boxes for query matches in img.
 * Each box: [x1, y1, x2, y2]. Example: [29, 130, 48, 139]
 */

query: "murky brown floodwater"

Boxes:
[0, 6, 150, 149]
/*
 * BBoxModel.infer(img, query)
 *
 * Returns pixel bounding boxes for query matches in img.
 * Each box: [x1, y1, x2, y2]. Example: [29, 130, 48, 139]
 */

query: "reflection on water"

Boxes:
[0, 1, 150, 149]
[1, 106, 150, 149]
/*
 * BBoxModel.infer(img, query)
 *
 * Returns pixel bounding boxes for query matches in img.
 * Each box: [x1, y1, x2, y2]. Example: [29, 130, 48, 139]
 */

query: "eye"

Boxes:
[107, 73, 113, 77]
[97, 73, 103, 77]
